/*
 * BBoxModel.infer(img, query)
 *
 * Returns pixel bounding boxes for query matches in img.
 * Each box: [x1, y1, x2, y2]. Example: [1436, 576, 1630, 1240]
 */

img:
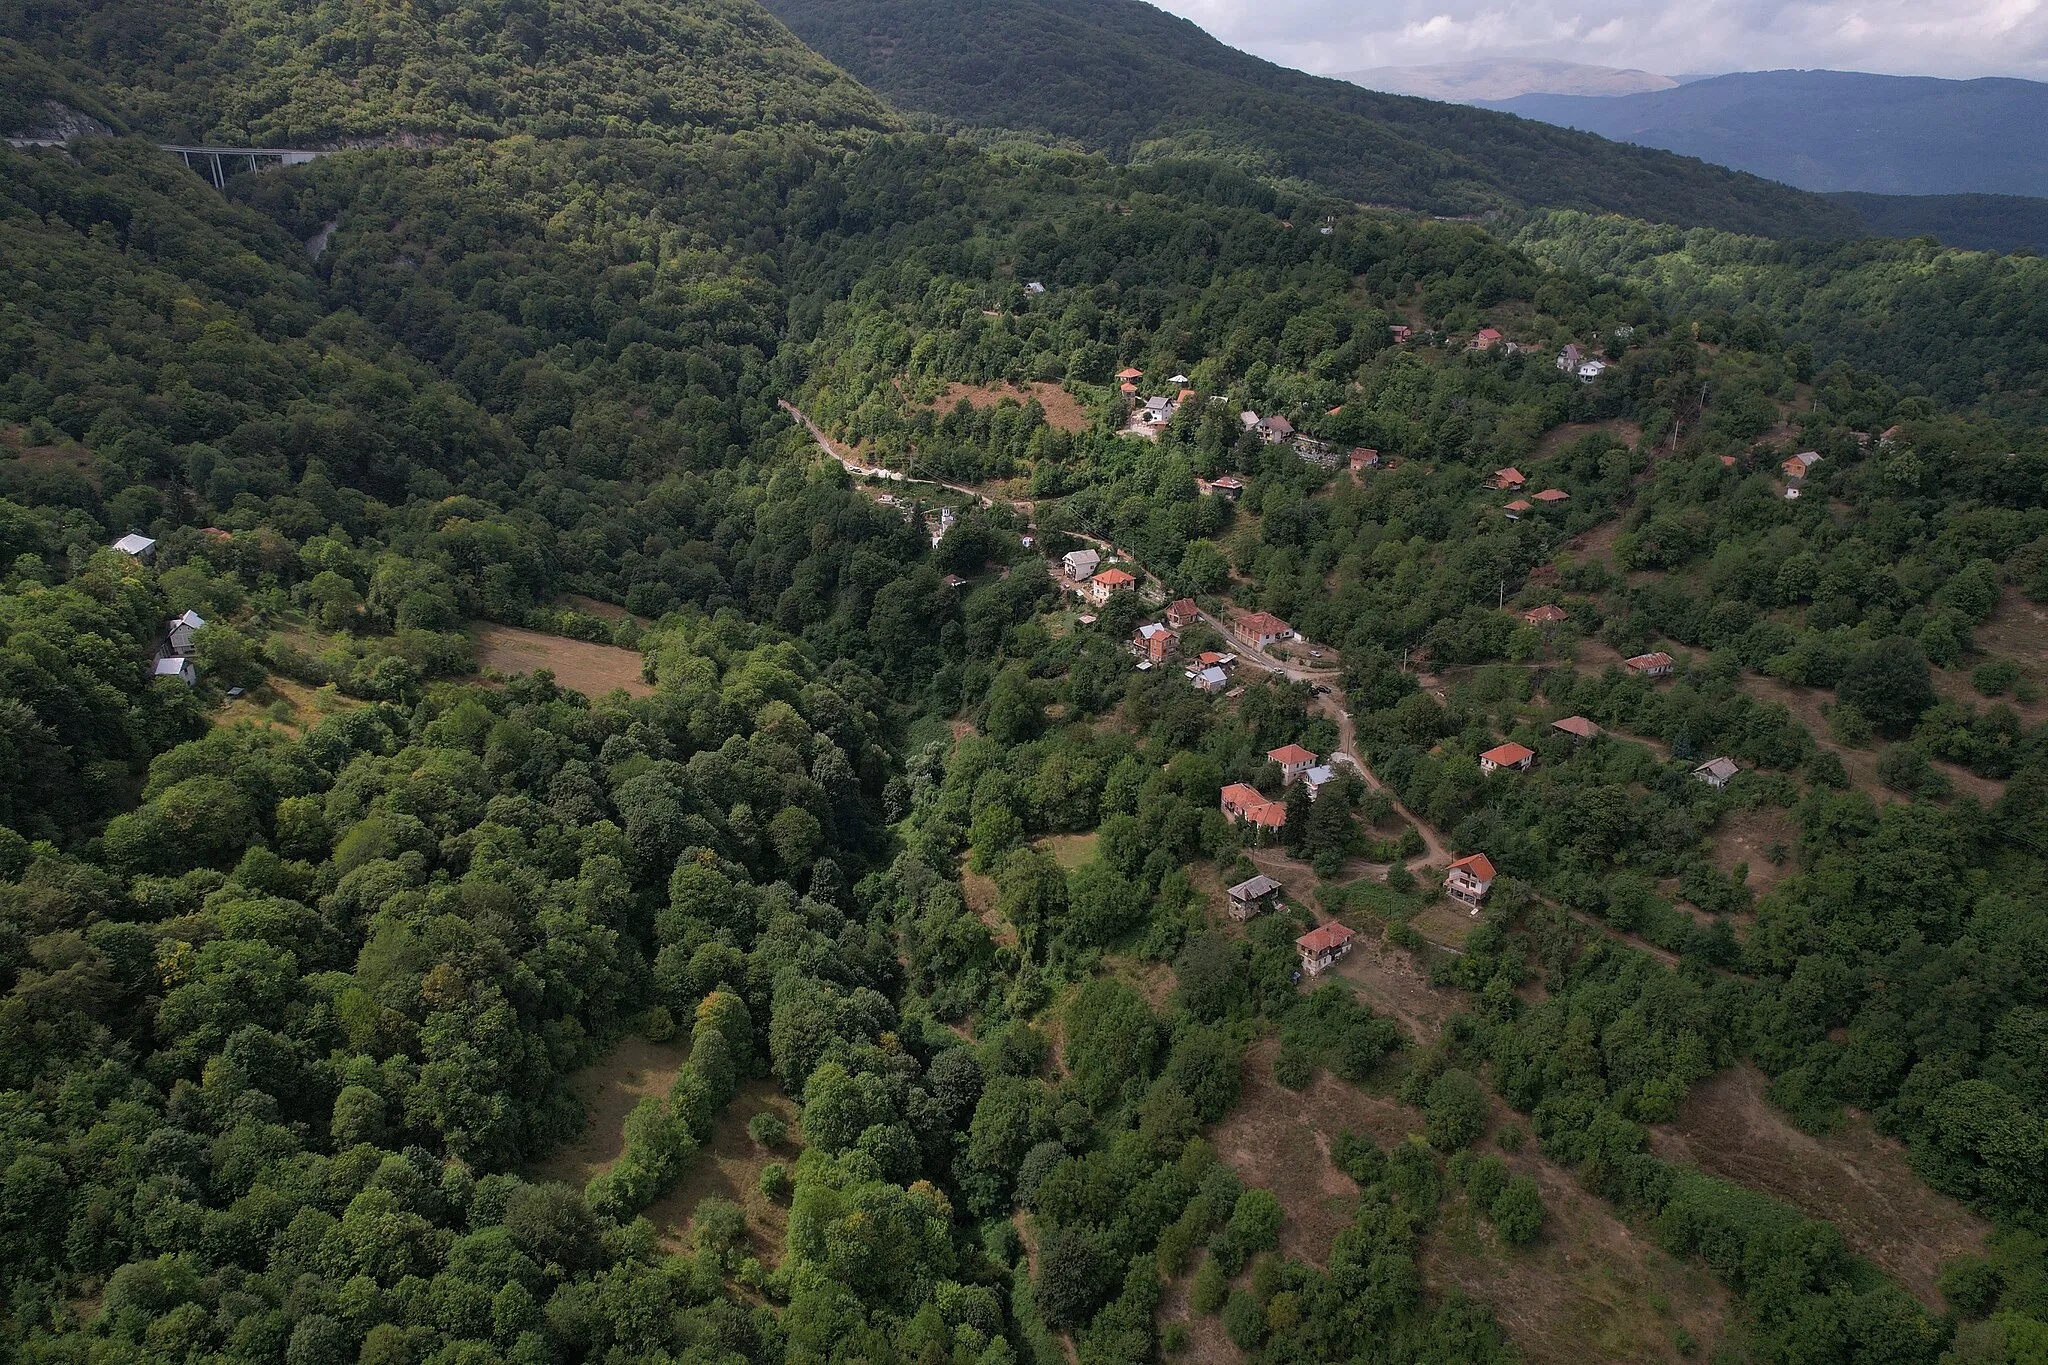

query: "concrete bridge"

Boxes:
[4, 137, 329, 186]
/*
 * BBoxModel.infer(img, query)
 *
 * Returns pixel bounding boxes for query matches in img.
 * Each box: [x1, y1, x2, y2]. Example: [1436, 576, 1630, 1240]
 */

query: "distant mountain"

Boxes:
[1483, 70, 2048, 197]
[758, 0, 1861, 239]
[1339, 59, 1677, 102]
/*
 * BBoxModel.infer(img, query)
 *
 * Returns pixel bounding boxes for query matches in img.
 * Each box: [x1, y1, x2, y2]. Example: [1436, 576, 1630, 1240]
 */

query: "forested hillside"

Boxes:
[1508, 210, 2048, 422]
[3, 2, 2048, 1364]
[755, 0, 1862, 239]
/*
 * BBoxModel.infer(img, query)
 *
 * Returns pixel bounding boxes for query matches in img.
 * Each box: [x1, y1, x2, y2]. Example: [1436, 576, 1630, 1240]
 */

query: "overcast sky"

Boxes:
[1149, 0, 2048, 81]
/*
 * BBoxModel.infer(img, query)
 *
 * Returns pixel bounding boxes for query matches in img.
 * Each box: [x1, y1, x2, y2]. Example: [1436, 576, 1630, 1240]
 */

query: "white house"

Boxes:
[1446, 853, 1497, 909]
[153, 656, 197, 685]
[1063, 548, 1100, 580]
[167, 609, 207, 655]
[112, 532, 157, 561]
[1303, 765, 1337, 799]
[1193, 665, 1229, 694]
[1577, 359, 1610, 381]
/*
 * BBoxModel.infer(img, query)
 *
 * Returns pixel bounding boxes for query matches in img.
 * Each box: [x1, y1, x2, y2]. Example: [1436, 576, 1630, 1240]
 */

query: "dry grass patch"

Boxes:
[1412, 902, 1479, 950]
[645, 1079, 802, 1265]
[1424, 1154, 1728, 1365]
[1738, 672, 2003, 805]
[1530, 419, 1642, 465]
[532, 1035, 691, 1187]
[1326, 928, 1460, 1045]
[0, 425, 98, 485]
[927, 380, 1093, 434]
[960, 858, 1018, 949]
[1104, 953, 1176, 1010]
[472, 622, 652, 698]
[1709, 806, 1798, 900]
[1652, 1064, 1989, 1309]
[213, 676, 363, 736]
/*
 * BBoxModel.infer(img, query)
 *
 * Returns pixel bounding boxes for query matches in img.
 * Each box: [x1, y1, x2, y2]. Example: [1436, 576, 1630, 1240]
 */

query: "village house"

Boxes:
[1296, 922, 1356, 977]
[1140, 396, 1177, 425]
[1446, 853, 1497, 909]
[167, 609, 207, 655]
[1268, 743, 1317, 784]
[1167, 598, 1200, 630]
[1133, 622, 1177, 663]
[1390, 324, 1413, 343]
[1349, 448, 1380, 473]
[1503, 499, 1533, 521]
[1625, 651, 1676, 679]
[1227, 873, 1284, 921]
[1694, 757, 1740, 789]
[153, 655, 197, 685]
[942, 574, 967, 589]
[1197, 650, 1236, 669]
[1238, 611, 1295, 650]
[1088, 567, 1136, 604]
[1116, 367, 1144, 382]
[1534, 489, 1570, 505]
[1879, 425, 1905, 449]
[1472, 328, 1504, 350]
[1782, 451, 1822, 482]
[1522, 604, 1568, 627]
[1577, 358, 1610, 381]
[1557, 344, 1583, 373]
[1198, 475, 1244, 500]
[111, 532, 157, 562]
[1062, 548, 1100, 580]
[1119, 382, 1138, 397]
[1479, 741, 1535, 775]
[1552, 716, 1599, 742]
[1490, 467, 1526, 490]
[1024, 281, 1046, 295]
[1255, 415, 1295, 445]
[1303, 764, 1337, 800]
[1193, 665, 1230, 694]
[1220, 782, 1288, 834]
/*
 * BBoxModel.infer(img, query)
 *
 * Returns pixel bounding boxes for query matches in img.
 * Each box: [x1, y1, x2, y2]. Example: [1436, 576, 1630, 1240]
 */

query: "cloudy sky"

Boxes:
[1149, 0, 2048, 80]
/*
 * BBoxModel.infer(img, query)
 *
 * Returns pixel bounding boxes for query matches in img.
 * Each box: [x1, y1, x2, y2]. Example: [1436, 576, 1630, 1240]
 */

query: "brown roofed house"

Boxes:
[1625, 651, 1676, 678]
[1296, 922, 1356, 976]
[1479, 742, 1535, 775]
[1491, 467, 1527, 490]
[1268, 743, 1318, 782]
[1167, 598, 1200, 630]
[1522, 605, 1568, 626]
[1534, 488, 1570, 504]
[1552, 716, 1599, 741]
[1446, 853, 1497, 907]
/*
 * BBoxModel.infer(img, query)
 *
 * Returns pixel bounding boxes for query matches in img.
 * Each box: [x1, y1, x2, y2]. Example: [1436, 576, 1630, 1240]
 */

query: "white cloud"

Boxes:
[1149, 0, 2048, 80]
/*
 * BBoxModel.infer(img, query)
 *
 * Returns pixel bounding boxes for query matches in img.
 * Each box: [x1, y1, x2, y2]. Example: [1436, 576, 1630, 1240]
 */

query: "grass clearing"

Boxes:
[472, 622, 652, 698]
[1412, 901, 1479, 950]
[1651, 1063, 1989, 1309]
[531, 1035, 690, 1187]
[644, 1079, 802, 1265]
[1708, 806, 1798, 900]
[1040, 832, 1099, 869]
[213, 676, 363, 736]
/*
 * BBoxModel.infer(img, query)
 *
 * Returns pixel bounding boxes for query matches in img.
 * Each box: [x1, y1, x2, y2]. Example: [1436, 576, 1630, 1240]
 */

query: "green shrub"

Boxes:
[747, 1111, 788, 1148]
[1972, 659, 2021, 697]
[758, 1162, 792, 1201]
[1272, 1042, 1313, 1090]
[1424, 1069, 1488, 1151]
[1221, 1288, 1265, 1349]
[1489, 1175, 1546, 1245]
[1191, 1254, 1228, 1315]
[1465, 1153, 1509, 1208]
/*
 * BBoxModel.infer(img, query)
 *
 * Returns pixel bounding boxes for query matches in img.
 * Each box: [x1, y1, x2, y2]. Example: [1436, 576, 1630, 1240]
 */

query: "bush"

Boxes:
[1036, 1227, 1105, 1328]
[1191, 1254, 1228, 1314]
[1876, 744, 1950, 799]
[1972, 659, 2021, 697]
[1489, 1175, 1546, 1245]
[747, 1111, 788, 1149]
[1160, 1319, 1190, 1355]
[1333, 1128, 1386, 1186]
[1221, 1288, 1266, 1349]
[1272, 1042, 1313, 1090]
[1424, 1069, 1488, 1151]
[1212, 1188, 1283, 1273]
[1465, 1153, 1509, 1208]
[757, 1162, 791, 1201]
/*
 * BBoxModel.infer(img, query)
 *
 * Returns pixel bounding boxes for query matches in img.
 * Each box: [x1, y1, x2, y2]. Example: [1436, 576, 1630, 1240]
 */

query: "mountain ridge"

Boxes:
[1339, 59, 1678, 101]
[756, 0, 1863, 239]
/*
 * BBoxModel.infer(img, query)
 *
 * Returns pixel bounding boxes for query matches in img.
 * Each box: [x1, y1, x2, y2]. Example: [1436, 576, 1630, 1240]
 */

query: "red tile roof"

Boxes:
[1239, 611, 1292, 638]
[1297, 922, 1356, 953]
[1626, 651, 1675, 672]
[1094, 568, 1135, 587]
[1522, 605, 1567, 624]
[1117, 367, 1144, 380]
[1448, 853, 1497, 881]
[1221, 783, 1264, 810]
[1552, 716, 1599, 740]
[1534, 488, 1570, 502]
[1268, 744, 1317, 765]
[1481, 742, 1534, 768]
[1505, 499, 1533, 513]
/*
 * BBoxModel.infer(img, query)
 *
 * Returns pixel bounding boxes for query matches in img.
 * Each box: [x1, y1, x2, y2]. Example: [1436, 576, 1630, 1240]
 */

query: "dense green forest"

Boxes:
[1510, 210, 2048, 422]
[756, 0, 1861, 239]
[3, 2, 2048, 1364]
[1827, 191, 2048, 254]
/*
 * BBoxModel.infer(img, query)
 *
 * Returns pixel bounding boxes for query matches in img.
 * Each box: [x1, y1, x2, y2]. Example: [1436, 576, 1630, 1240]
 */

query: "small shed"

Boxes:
[112, 532, 157, 561]
[153, 656, 197, 685]
[1694, 757, 1740, 789]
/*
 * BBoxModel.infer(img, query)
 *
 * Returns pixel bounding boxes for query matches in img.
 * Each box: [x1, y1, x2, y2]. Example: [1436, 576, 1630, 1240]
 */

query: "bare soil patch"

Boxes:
[644, 1079, 802, 1265]
[532, 1035, 690, 1186]
[1652, 1063, 1989, 1309]
[472, 622, 652, 698]
[1156, 1268, 1236, 1364]
[1708, 806, 1798, 899]
[928, 381, 1092, 434]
